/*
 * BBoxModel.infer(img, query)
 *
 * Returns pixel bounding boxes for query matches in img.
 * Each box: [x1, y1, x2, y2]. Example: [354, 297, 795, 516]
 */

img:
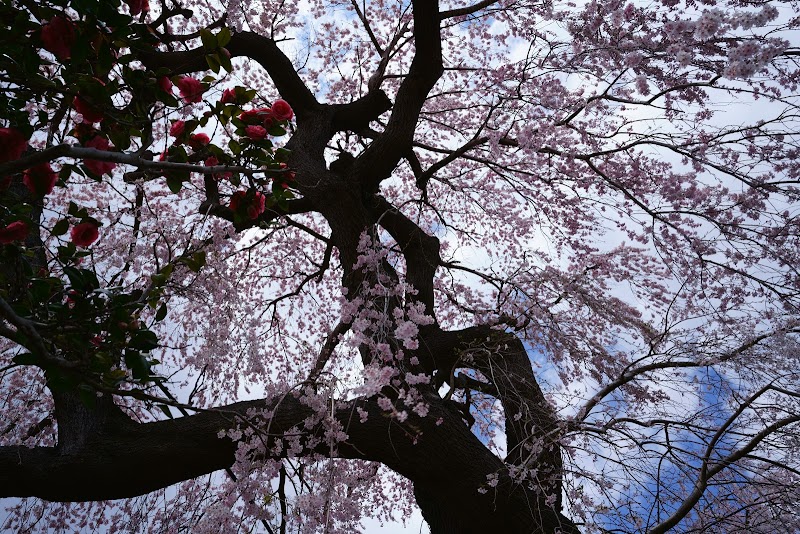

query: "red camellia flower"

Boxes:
[238, 107, 272, 125]
[271, 99, 293, 121]
[23, 163, 58, 197]
[188, 133, 210, 150]
[73, 95, 104, 123]
[175, 76, 204, 104]
[245, 125, 267, 140]
[279, 162, 296, 181]
[169, 120, 186, 138]
[229, 191, 244, 211]
[125, 0, 149, 15]
[0, 221, 29, 244]
[205, 156, 232, 180]
[83, 136, 116, 176]
[70, 221, 100, 247]
[0, 128, 27, 163]
[230, 190, 266, 220]
[40, 16, 76, 61]
[158, 76, 173, 94]
[220, 88, 237, 104]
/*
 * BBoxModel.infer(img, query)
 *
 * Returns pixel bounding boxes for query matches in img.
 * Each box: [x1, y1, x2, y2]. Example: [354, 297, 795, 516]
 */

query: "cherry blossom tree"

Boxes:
[1, 0, 799, 532]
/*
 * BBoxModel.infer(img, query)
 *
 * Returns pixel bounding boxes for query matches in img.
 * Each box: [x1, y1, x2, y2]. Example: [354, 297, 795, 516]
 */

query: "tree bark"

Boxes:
[0, 389, 577, 532]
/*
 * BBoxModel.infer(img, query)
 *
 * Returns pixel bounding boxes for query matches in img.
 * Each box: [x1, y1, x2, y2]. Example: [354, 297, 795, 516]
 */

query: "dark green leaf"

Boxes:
[166, 175, 183, 193]
[228, 139, 242, 155]
[129, 330, 159, 352]
[168, 144, 188, 162]
[155, 303, 168, 321]
[200, 28, 218, 50]
[105, 369, 128, 386]
[217, 28, 232, 47]
[125, 349, 152, 379]
[183, 251, 206, 272]
[159, 92, 179, 108]
[205, 54, 221, 74]
[219, 51, 232, 73]
[63, 266, 84, 289]
[51, 218, 70, 236]
[12, 353, 38, 366]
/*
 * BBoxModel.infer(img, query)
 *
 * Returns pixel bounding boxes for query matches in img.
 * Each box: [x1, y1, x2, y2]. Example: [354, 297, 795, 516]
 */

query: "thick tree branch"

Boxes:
[330, 89, 393, 133]
[0, 144, 258, 178]
[352, 0, 444, 191]
[141, 31, 391, 133]
[415, 324, 567, 510]
[372, 195, 440, 317]
[440, 0, 500, 19]
[0, 389, 577, 532]
[140, 31, 320, 120]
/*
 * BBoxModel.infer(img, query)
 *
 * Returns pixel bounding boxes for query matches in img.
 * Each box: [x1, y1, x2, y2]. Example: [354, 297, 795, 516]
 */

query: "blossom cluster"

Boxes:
[343, 233, 435, 422]
[661, 6, 787, 78]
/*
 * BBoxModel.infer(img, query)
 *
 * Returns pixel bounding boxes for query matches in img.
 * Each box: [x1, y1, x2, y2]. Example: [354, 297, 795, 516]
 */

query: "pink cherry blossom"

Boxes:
[3, 3, 800, 534]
